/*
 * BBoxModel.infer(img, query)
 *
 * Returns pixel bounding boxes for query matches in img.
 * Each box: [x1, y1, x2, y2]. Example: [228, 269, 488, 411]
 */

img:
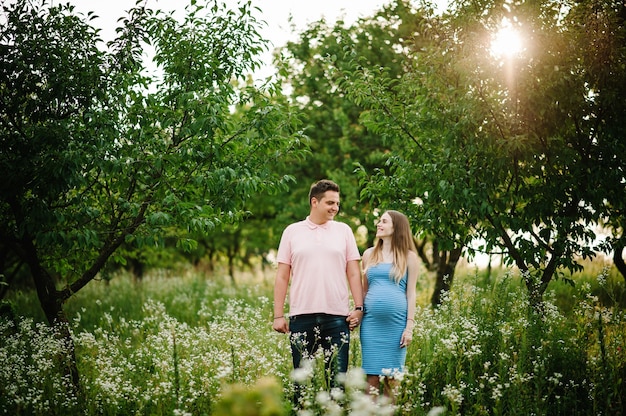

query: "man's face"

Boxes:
[312, 191, 340, 222]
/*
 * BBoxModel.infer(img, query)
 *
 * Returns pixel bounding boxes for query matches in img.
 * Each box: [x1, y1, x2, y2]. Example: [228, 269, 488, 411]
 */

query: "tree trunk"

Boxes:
[613, 242, 626, 284]
[227, 230, 242, 286]
[23, 239, 81, 394]
[228, 254, 236, 286]
[430, 247, 462, 307]
[415, 238, 438, 272]
[10, 194, 149, 398]
[129, 256, 145, 282]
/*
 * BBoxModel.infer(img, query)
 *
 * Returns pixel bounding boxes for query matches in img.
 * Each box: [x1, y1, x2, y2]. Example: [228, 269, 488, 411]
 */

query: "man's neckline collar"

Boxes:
[305, 216, 331, 229]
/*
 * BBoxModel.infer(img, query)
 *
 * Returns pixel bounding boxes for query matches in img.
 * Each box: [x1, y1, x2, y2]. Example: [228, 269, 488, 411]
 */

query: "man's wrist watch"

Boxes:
[355, 306, 364, 312]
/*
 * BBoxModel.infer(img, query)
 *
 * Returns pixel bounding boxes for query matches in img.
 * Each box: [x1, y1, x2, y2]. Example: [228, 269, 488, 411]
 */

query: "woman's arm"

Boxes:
[400, 251, 419, 347]
[361, 248, 373, 295]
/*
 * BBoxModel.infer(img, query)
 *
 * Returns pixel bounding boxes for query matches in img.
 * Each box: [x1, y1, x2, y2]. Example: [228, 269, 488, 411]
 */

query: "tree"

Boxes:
[274, 2, 468, 305]
[577, 0, 626, 284]
[345, 0, 626, 305]
[275, 5, 414, 237]
[0, 0, 305, 391]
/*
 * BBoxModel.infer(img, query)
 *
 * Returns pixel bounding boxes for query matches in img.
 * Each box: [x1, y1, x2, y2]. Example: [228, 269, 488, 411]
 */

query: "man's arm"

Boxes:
[272, 262, 291, 333]
[347, 259, 363, 306]
[346, 259, 364, 330]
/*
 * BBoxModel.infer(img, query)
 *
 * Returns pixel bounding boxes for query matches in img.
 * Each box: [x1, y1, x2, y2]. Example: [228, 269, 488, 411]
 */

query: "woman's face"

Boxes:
[376, 212, 394, 239]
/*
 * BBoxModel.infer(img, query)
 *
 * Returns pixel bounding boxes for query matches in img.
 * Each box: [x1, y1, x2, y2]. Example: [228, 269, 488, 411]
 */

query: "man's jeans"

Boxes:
[289, 313, 350, 388]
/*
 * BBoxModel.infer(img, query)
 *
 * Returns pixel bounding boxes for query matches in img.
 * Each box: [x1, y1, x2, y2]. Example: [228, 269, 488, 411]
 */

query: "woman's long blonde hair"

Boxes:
[364, 210, 417, 284]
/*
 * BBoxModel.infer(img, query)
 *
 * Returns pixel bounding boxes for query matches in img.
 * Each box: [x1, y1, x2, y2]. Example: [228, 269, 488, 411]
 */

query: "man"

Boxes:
[273, 179, 364, 392]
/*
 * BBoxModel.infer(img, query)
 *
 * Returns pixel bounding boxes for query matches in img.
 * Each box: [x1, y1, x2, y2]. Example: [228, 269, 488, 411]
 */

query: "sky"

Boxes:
[60, 0, 392, 80]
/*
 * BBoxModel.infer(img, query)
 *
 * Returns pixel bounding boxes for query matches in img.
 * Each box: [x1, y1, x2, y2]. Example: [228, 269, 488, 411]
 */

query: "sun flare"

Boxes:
[490, 20, 523, 58]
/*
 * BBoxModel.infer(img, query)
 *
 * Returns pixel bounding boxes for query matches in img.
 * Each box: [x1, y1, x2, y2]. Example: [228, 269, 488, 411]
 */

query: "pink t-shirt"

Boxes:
[276, 217, 361, 317]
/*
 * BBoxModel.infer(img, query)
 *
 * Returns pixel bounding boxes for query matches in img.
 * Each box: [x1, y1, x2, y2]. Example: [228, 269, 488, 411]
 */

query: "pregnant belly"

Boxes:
[364, 288, 407, 318]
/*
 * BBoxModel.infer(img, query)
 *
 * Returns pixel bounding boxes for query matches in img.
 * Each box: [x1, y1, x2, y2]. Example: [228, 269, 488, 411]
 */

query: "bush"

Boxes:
[1, 269, 624, 415]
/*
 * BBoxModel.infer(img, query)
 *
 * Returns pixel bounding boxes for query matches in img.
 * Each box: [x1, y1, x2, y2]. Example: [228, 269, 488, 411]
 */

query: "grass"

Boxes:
[1, 263, 625, 415]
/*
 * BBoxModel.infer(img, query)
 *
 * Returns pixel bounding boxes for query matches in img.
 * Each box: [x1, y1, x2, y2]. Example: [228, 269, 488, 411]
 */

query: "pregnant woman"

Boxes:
[360, 210, 418, 400]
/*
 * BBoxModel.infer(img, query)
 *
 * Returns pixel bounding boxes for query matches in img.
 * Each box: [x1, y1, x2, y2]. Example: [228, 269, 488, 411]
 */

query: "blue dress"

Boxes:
[360, 263, 408, 375]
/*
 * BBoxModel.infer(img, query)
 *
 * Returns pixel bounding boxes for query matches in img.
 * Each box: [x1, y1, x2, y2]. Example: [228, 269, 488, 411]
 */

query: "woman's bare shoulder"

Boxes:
[362, 247, 375, 262]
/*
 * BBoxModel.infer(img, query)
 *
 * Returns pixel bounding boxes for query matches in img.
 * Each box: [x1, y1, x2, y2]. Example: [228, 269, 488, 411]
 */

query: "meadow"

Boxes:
[1, 261, 625, 415]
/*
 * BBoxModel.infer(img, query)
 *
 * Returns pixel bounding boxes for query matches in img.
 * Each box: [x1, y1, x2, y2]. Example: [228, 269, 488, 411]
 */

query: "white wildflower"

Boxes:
[442, 384, 464, 406]
[316, 390, 331, 405]
[343, 367, 367, 390]
[291, 358, 314, 383]
[441, 333, 459, 353]
[427, 406, 447, 416]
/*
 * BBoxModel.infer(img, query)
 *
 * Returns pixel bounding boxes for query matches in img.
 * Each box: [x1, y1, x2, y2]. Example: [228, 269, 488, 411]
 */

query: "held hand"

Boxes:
[346, 310, 364, 331]
[400, 329, 413, 348]
[272, 316, 289, 333]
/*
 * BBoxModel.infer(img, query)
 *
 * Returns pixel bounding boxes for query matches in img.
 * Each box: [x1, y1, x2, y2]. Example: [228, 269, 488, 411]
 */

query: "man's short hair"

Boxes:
[309, 179, 340, 205]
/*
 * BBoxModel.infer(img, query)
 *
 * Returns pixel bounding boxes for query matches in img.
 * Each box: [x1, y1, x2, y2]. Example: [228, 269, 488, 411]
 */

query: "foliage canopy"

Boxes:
[339, 0, 626, 302]
[0, 0, 305, 357]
